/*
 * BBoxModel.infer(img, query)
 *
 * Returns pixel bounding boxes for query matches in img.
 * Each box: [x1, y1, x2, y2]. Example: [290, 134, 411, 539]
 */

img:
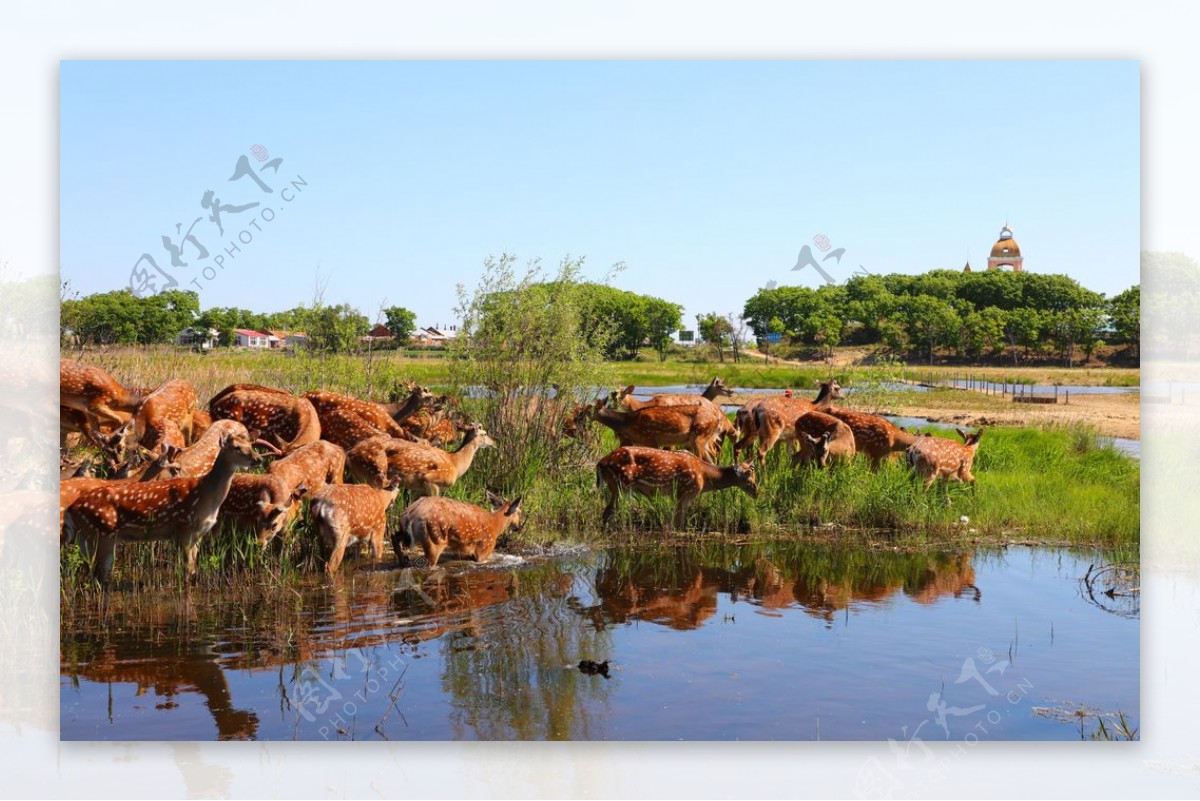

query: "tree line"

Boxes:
[739, 270, 1139, 365]
[60, 286, 421, 353]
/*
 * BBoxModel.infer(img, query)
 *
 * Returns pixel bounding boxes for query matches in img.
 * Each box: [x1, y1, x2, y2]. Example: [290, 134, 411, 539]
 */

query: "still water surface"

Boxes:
[61, 543, 1138, 741]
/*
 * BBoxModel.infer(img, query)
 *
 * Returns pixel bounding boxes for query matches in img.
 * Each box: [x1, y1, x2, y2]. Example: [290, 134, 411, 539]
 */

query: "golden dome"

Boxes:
[989, 226, 1021, 259]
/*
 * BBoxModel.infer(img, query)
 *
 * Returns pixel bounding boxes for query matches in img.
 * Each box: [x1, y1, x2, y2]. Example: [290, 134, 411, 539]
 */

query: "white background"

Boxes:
[2, 2, 1198, 798]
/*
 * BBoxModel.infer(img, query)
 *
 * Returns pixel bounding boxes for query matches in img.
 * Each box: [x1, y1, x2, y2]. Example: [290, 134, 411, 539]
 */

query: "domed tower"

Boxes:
[987, 225, 1023, 272]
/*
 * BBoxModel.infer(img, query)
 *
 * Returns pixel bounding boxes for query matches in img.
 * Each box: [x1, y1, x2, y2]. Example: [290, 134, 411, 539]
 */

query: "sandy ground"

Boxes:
[730, 388, 1140, 439]
[891, 391, 1140, 440]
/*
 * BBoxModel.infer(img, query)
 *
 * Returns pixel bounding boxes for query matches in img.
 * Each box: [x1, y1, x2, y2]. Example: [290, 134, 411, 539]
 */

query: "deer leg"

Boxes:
[325, 536, 347, 575]
[370, 530, 384, 563]
[182, 535, 203, 578]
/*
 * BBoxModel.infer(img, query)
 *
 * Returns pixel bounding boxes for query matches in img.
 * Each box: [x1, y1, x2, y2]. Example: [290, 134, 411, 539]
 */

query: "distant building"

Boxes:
[233, 329, 271, 348]
[987, 225, 1024, 271]
[176, 326, 220, 349]
[412, 325, 459, 346]
[363, 324, 394, 343]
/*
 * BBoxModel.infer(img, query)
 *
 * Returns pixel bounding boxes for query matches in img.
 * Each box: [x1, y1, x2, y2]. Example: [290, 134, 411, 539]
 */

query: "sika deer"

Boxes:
[905, 428, 983, 490]
[345, 424, 495, 496]
[304, 386, 433, 443]
[219, 473, 309, 546]
[611, 377, 734, 410]
[746, 379, 844, 462]
[823, 407, 920, 469]
[60, 358, 144, 432]
[596, 445, 758, 529]
[310, 476, 403, 574]
[136, 419, 277, 481]
[210, 387, 321, 454]
[266, 440, 346, 498]
[591, 400, 723, 462]
[132, 379, 200, 455]
[396, 491, 524, 567]
[63, 427, 260, 582]
[791, 410, 856, 468]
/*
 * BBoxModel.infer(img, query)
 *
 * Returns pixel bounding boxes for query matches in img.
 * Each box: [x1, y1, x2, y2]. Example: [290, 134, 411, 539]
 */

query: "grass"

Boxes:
[59, 346, 1140, 590]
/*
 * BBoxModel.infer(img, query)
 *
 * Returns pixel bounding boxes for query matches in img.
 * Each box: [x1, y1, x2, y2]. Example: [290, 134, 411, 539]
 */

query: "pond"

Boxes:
[60, 543, 1138, 741]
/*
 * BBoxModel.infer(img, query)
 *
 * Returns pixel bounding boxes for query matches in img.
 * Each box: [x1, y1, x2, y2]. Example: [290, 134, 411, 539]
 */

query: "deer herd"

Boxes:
[59, 358, 983, 584]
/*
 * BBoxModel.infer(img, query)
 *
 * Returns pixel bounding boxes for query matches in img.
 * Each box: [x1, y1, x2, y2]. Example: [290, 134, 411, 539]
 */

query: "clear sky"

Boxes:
[60, 60, 1139, 329]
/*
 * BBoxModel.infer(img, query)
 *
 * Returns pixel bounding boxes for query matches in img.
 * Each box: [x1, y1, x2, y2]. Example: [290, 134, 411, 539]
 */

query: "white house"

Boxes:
[233, 328, 271, 349]
[176, 327, 220, 349]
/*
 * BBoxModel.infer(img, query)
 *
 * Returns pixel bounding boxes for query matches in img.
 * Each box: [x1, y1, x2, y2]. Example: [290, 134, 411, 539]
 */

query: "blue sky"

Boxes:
[60, 60, 1139, 329]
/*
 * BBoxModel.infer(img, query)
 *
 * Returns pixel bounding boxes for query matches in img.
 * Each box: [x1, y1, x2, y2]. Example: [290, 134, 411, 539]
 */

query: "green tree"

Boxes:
[383, 306, 417, 341]
[696, 312, 733, 362]
[1108, 285, 1140, 355]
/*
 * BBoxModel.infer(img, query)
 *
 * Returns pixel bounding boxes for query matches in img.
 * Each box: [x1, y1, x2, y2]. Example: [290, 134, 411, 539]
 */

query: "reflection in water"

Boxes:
[61, 543, 1136, 741]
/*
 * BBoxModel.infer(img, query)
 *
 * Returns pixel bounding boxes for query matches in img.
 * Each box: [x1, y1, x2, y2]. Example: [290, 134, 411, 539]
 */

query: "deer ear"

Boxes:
[485, 490, 504, 508]
[506, 497, 523, 515]
[292, 484, 309, 501]
[823, 430, 833, 442]
[956, 428, 969, 442]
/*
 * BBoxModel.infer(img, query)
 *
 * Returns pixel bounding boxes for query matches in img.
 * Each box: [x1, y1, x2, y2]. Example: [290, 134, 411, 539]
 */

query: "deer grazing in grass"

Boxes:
[396, 491, 524, 567]
[822, 407, 921, 469]
[310, 474, 403, 574]
[791, 410, 857, 469]
[345, 423, 496, 496]
[62, 427, 260, 582]
[219, 474, 310, 546]
[59, 358, 144, 433]
[596, 445, 758, 529]
[209, 386, 321, 454]
[742, 379, 844, 463]
[304, 385, 434, 448]
[905, 428, 983, 490]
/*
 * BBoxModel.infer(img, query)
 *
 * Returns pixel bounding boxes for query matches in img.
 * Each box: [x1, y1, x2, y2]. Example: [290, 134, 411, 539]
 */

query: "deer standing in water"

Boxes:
[905, 428, 983, 490]
[310, 475, 403, 574]
[596, 445, 758, 529]
[63, 427, 260, 583]
[396, 491, 524, 567]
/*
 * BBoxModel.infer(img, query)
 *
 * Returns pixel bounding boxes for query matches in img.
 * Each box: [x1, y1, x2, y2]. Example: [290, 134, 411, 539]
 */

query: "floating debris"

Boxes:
[578, 659, 611, 678]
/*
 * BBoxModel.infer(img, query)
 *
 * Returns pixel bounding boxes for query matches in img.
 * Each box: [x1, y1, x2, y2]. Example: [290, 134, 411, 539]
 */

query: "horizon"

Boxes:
[60, 60, 1139, 329]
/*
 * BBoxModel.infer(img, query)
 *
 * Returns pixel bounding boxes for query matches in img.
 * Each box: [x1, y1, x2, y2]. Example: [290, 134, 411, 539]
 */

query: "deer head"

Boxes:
[486, 490, 524, 531]
[956, 428, 983, 447]
[732, 462, 759, 498]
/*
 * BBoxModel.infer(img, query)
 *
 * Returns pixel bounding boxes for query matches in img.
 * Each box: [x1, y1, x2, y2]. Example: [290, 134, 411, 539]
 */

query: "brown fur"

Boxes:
[905, 428, 983, 490]
[792, 410, 857, 468]
[219, 473, 309, 546]
[396, 492, 523, 566]
[823, 407, 920, 469]
[63, 428, 260, 582]
[734, 380, 842, 460]
[132, 379, 200, 454]
[345, 424, 495, 496]
[304, 386, 432, 447]
[210, 387, 321, 453]
[310, 480, 401, 574]
[591, 400, 724, 462]
[596, 445, 758, 529]
[266, 440, 346, 498]
[59, 358, 143, 432]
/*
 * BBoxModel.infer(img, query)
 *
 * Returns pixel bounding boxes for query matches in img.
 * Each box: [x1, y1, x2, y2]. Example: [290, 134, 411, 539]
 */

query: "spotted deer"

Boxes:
[823, 407, 920, 469]
[734, 380, 843, 461]
[266, 439, 346, 498]
[63, 427, 260, 582]
[396, 492, 524, 567]
[905, 428, 983, 490]
[123, 378, 201, 457]
[791, 410, 856, 468]
[60, 358, 144, 433]
[591, 400, 724, 462]
[134, 420, 275, 481]
[58, 455, 183, 544]
[596, 445, 758, 529]
[310, 476, 403, 574]
[209, 386, 321, 454]
[219, 473, 310, 546]
[611, 377, 734, 411]
[304, 385, 434, 444]
[744, 379, 844, 463]
[346, 424, 495, 496]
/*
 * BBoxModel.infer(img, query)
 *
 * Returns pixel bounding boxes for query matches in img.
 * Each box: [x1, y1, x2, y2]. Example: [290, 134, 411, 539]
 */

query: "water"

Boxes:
[60, 544, 1138, 741]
